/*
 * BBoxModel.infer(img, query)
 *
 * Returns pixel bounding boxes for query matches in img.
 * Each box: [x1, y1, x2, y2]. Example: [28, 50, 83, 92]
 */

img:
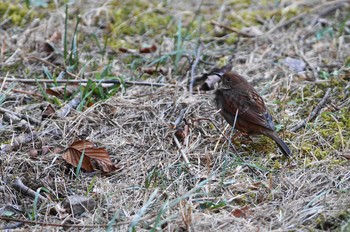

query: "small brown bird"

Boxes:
[213, 69, 291, 156]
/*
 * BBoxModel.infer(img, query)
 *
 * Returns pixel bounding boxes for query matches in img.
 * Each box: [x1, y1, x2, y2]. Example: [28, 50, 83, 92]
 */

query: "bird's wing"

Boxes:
[221, 88, 275, 130]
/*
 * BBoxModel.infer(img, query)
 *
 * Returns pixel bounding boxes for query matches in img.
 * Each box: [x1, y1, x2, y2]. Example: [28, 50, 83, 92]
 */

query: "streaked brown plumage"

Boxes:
[214, 70, 291, 156]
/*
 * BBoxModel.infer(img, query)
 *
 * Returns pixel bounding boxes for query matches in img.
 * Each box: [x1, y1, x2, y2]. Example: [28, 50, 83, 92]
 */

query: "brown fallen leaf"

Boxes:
[41, 146, 50, 156]
[29, 149, 39, 159]
[340, 151, 350, 160]
[41, 104, 55, 120]
[141, 67, 167, 75]
[49, 31, 62, 44]
[63, 145, 94, 172]
[118, 47, 137, 53]
[139, 44, 157, 53]
[231, 206, 251, 219]
[174, 124, 189, 145]
[62, 140, 117, 173]
[46, 86, 78, 98]
[39, 41, 55, 53]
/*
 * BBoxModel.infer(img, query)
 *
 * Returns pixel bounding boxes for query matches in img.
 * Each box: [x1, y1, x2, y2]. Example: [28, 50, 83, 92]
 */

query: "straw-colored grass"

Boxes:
[0, 0, 349, 231]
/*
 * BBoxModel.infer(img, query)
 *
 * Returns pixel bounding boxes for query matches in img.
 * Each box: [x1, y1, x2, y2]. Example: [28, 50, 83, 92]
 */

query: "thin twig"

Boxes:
[0, 107, 41, 125]
[312, 2, 349, 24]
[12, 177, 47, 203]
[290, 88, 331, 132]
[0, 78, 175, 87]
[194, 117, 259, 176]
[0, 132, 38, 155]
[0, 215, 131, 229]
[0, 216, 105, 229]
[27, 56, 80, 79]
[0, 72, 9, 92]
[173, 108, 187, 128]
[298, 51, 318, 79]
[190, 45, 201, 94]
[294, 39, 319, 79]
[0, 207, 153, 229]
[56, 95, 81, 118]
[266, 0, 348, 34]
[210, 20, 255, 37]
[4, 49, 21, 64]
[173, 134, 191, 167]
[10, 88, 43, 98]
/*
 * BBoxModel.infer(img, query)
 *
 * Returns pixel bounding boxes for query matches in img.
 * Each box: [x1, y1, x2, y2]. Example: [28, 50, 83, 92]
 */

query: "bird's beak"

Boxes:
[212, 71, 224, 78]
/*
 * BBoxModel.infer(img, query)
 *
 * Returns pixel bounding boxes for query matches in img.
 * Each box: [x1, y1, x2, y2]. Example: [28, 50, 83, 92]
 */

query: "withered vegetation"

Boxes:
[0, 0, 350, 231]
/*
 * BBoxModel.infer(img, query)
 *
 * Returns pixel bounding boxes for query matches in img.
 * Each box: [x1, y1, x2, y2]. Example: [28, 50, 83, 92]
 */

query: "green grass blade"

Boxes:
[128, 188, 159, 231]
[64, 4, 68, 60]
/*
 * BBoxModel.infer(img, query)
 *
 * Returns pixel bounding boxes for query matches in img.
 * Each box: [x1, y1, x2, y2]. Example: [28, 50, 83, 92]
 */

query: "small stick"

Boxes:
[267, 0, 347, 34]
[0, 107, 41, 125]
[0, 78, 175, 87]
[173, 134, 191, 167]
[290, 88, 331, 132]
[12, 177, 47, 203]
[190, 45, 201, 94]
[194, 117, 259, 176]
[210, 20, 255, 37]
[56, 95, 81, 118]
[296, 42, 317, 79]
[299, 52, 318, 79]
[0, 213, 149, 229]
[0, 216, 105, 229]
[27, 56, 79, 79]
[0, 132, 38, 154]
[172, 108, 187, 128]
[12, 88, 43, 98]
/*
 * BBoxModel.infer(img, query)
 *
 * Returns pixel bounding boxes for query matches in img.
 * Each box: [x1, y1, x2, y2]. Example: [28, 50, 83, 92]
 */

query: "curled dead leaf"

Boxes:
[41, 104, 55, 120]
[49, 31, 62, 44]
[46, 86, 78, 98]
[118, 47, 137, 53]
[29, 149, 39, 159]
[139, 44, 157, 53]
[231, 206, 251, 219]
[175, 124, 189, 144]
[340, 151, 350, 160]
[141, 67, 167, 75]
[61, 140, 117, 173]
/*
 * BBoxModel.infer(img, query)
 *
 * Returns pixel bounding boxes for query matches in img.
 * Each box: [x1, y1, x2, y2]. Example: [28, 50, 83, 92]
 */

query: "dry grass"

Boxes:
[1, 0, 350, 231]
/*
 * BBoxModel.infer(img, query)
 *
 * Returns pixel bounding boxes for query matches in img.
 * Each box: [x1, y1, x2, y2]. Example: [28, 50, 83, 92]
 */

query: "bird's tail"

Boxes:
[266, 131, 292, 156]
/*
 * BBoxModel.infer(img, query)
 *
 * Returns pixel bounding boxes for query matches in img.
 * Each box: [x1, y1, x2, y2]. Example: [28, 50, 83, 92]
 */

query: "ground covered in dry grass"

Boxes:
[1, 0, 350, 231]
